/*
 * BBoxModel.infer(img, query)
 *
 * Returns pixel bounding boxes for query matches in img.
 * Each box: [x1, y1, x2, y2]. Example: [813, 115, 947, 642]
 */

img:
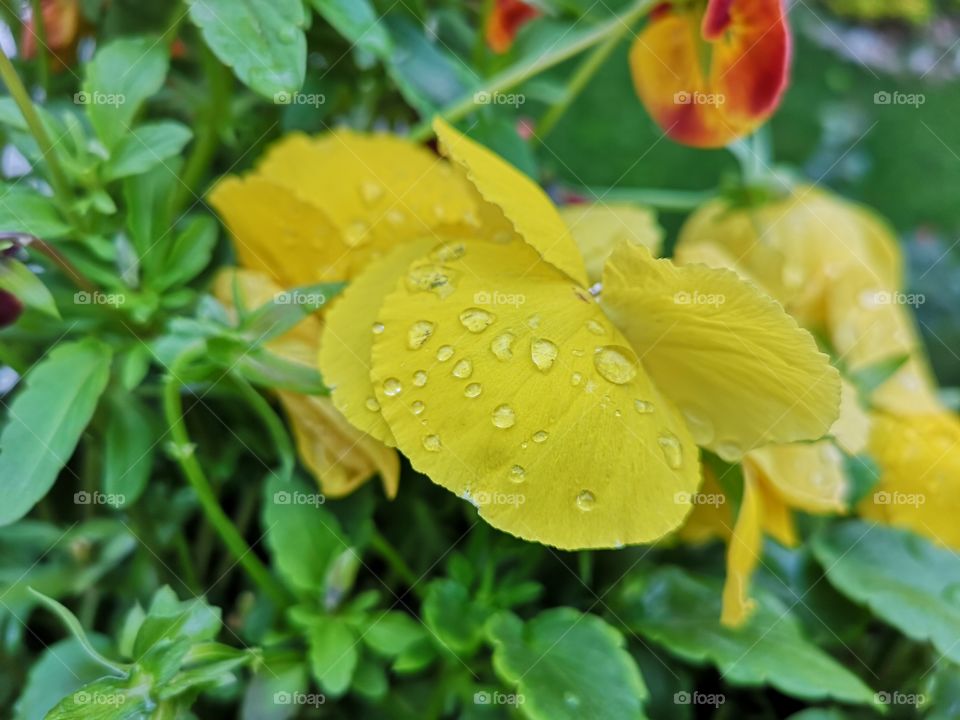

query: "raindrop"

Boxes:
[586, 319, 605, 335]
[452, 359, 473, 379]
[405, 263, 457, 299]
[492, 404, 516, 429]
[422, 434, 441, 452]
[464, 382, 482, 398]
[490, 332, 515, 361]
[410, 400, 425, 415]
[344, 221, 369, 247]
[436, 345, 455, 362]
[360, 181, 383, 205]
[571, 372, 583, 386]
[509, 465, 526, 483]
[432, 240, 466, 261]
[407, 320, 435, 349]
[382, 378, 403, 397]
[682, 408, 715, 445]
[365, 397, 380, 412]
[459, 307, 496, 333]
[533, 430, 549, 443]
[575, 491, 595, 512]
[658, 433, 683, 469]
[527, 314, 541, 329]
[716, 440, 744, 462]
[634, 399, 654, 414]
[531, 338, 559, 372]
[386, 209, 405, 226]
[413, 370, 428, 387]
[371, 322, 385, 335]
[594, 346, 638, 384]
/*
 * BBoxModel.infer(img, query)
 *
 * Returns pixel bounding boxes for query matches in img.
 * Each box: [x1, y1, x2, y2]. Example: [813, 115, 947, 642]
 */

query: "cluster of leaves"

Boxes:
[2, 1, 960, 719]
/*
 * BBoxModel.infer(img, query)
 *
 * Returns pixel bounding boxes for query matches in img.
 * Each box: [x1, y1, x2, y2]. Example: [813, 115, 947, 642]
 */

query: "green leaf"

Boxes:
[0, 186, 71, 238]
[843, 453, 881, 508]
[813, 520, 960, 664]
[82, 37, 170, 149]
[102, 122, 193, 181]
[240, 281, 345, 342]
[43, 676, 151, 720]
[186, 0, 306, 99]
[101, 392, 155, 507]
[124, 159, 181, 272]
[488, 608, 649, 720]
[132, 587, 221, 658]
[308, 0, 392, 58]
[241, 658, 308, 720]
[263, 475, 346, 594]
[151, 215, 218, 291]
[362, 611, 427, 657]
[305, 616, 358, 696]
[0, 258, 60, 318]
[0, 339, 112, 526]
[619, 567, 877, 706]
[208, 338, 327, 394]
[423, 579, 490, 656]
[848, 353, 909, 399]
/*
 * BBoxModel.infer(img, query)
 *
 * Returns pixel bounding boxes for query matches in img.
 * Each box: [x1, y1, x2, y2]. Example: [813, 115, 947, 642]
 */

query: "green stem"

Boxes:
[0, 47, 78, 227]
[408, 0, 656, 141]
[173, 534, 201, 592]
[163, 347, 292, 607]
[28, 0, 49, 94]
[231, 374, 295, 483]
[369, 530, 422, 593]
[576, 185, 716, 211]
[536, 19, 633, 140]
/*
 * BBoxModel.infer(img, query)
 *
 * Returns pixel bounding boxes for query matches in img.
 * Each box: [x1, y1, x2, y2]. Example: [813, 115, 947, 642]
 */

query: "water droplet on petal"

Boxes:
[413, 370, 428, 387]
[345, 221, 369, 247]
[406, 262, 458, 299]
[509, 465, 526, 483]
[527, 314, 541, 329]
[422, 434, 441, 452]
[571, 372, 583, 386]
[492, 404, 516, 429]
[586, 319, 605, 335]
[459, 307, 496, 333]
[533, 430, 549, 443]
[360, 181, 383, 205]
[531, 338, 559, 372]
[575, 491, 595, 512]
[410, 400, 425, 415]
[371, 322, 385, 334]
[491, 333, 515, 361]
[493, 230, 513, 243]
[464, 382, 482, 398]
[365, 397, 380, 412]
[452, 359, 473, 379]
[386, 209, 405, 226]
[682, 408, 715, 444]
[382, 378, 403, 397]
[407, 320, 435, 349]
[436, 345, 455, 362]
[658, 433, 683, 469]
[431, 240, 466, 262]
[594, 346, 639, 384]
[634, 399, 654, 414]
[716, 440, 744, 462]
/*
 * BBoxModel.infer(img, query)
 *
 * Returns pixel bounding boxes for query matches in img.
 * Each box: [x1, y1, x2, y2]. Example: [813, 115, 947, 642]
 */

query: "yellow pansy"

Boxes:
[319, 118, 840, 550]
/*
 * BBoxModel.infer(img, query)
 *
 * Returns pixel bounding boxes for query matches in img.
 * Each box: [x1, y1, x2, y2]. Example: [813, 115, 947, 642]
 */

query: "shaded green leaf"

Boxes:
[103, 122, 193, 181]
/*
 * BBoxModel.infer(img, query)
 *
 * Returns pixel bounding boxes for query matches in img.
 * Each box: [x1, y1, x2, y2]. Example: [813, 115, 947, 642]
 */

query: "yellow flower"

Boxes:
[318, 118, 840, 550]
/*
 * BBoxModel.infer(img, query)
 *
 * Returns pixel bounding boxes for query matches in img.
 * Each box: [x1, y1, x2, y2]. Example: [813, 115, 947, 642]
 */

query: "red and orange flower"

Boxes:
[486, 0, 541, 53]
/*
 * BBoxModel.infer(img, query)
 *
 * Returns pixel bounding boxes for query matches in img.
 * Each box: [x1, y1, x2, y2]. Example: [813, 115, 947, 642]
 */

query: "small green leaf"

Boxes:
[849, 354, 909, 399]
[488, 608, 649, 720]
[186, 0, 306, 99]
[0, 258, 60, 318]
[0, 186, 71, 238]
[208, 338, 327, 394]
[240, 281, 345, 342]
[151, 215, 218, 291]
[619, 567, 877, 706]
[43, 676, 151, 720]
[132, 587, 221, 658]
[305, 616, 358, 696]
[102, 392, 155, 507]
[423, 579, 490, 656]
[82, 37, 170, 148]
[813, 520, 960, 664]
[0, 339, 112, 526]
[102, 122, 193, 181]
[362, 611, 427, 657]
[308, 0, 392, 58]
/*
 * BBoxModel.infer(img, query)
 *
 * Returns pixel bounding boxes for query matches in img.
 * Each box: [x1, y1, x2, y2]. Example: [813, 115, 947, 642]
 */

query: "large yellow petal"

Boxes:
[721, 470, 762, 626]
[558, 203, 663, 285]
[319, 239, 438, 446]
[433, 118, 589, 287]
[369, 239, 699, 549]
[602, 244, 841, 461]
[676, 469, 732, 545]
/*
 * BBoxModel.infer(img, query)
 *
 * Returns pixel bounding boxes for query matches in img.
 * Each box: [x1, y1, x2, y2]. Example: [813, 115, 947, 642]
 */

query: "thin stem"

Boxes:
[369, 530, 422, 594]
[28, 0, 49, 94]
[408, 0, 656, 141]
[0, 48, 78, 227]
[536, 19, 633, 140]
[576, 185, 716, 211]
[231, 373, 295, 483]
[163, 348, 292, 608]
[15, 234, 98, 292]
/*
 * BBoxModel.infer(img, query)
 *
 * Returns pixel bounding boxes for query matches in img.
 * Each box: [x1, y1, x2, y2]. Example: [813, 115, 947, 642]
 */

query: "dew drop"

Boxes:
[365, 397, 380, 412]
[422, 434, 441, 452]
[386, 208, 405, 226]
[360, 181, 383, 205]
[634, 399, 654, 414]
[716, 440, 744, 462]
[586, 319, 605, 335]
[371, 322, 385, 335]
[431, 240, 467, 262]
[492, 404, 516, 429]
[682, 408, 715, 444]
[433, 204, 447, 219]
[382, 378, 403, 397]
[575, 491, 596, 512]
[571, 372, 583, 387]
[459, 307, 496, 333]
[509, 465, 526, 483]
[527, 314, 541, 329]
[533, 430, 549, 443]
[407, 320, 435, 349]
[410, 400, 425, 415]
[571, 348, 585, 357]
[490, 332, 515, 361]
[413, 370, 428, 387]
[493, 230, 513, 243]
[594, 345, 639, 384]
[436, 345, 455, 362]
[531, 338, 559, 372]
[658, 433, 683, 469]
[464, 382, 482, 398]
[452, 359, 473, 379]
[406, 262, 458, 299]
[344, 221, 369, 247]
[564, 692, 582, 709]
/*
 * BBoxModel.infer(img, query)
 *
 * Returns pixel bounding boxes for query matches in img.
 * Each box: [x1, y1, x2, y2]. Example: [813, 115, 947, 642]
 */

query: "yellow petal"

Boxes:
[756, 478, 797, 547]
[558, 203, 664, 285]
[212, 268, 398, 498]
[676, 469, 732, 544]
[602, 244, 841, 460]
[721, 470, 762, 627]
[862, 411, 960, 549]
[433, 117, 589, 287]
[369, 239, 699, 549]
[319, 239, 438, 446]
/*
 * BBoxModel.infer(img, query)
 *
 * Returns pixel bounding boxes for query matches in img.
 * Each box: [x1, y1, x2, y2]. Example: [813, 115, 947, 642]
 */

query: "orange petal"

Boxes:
[629, 0, 790, 148]
[486, 0, 540, 54]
